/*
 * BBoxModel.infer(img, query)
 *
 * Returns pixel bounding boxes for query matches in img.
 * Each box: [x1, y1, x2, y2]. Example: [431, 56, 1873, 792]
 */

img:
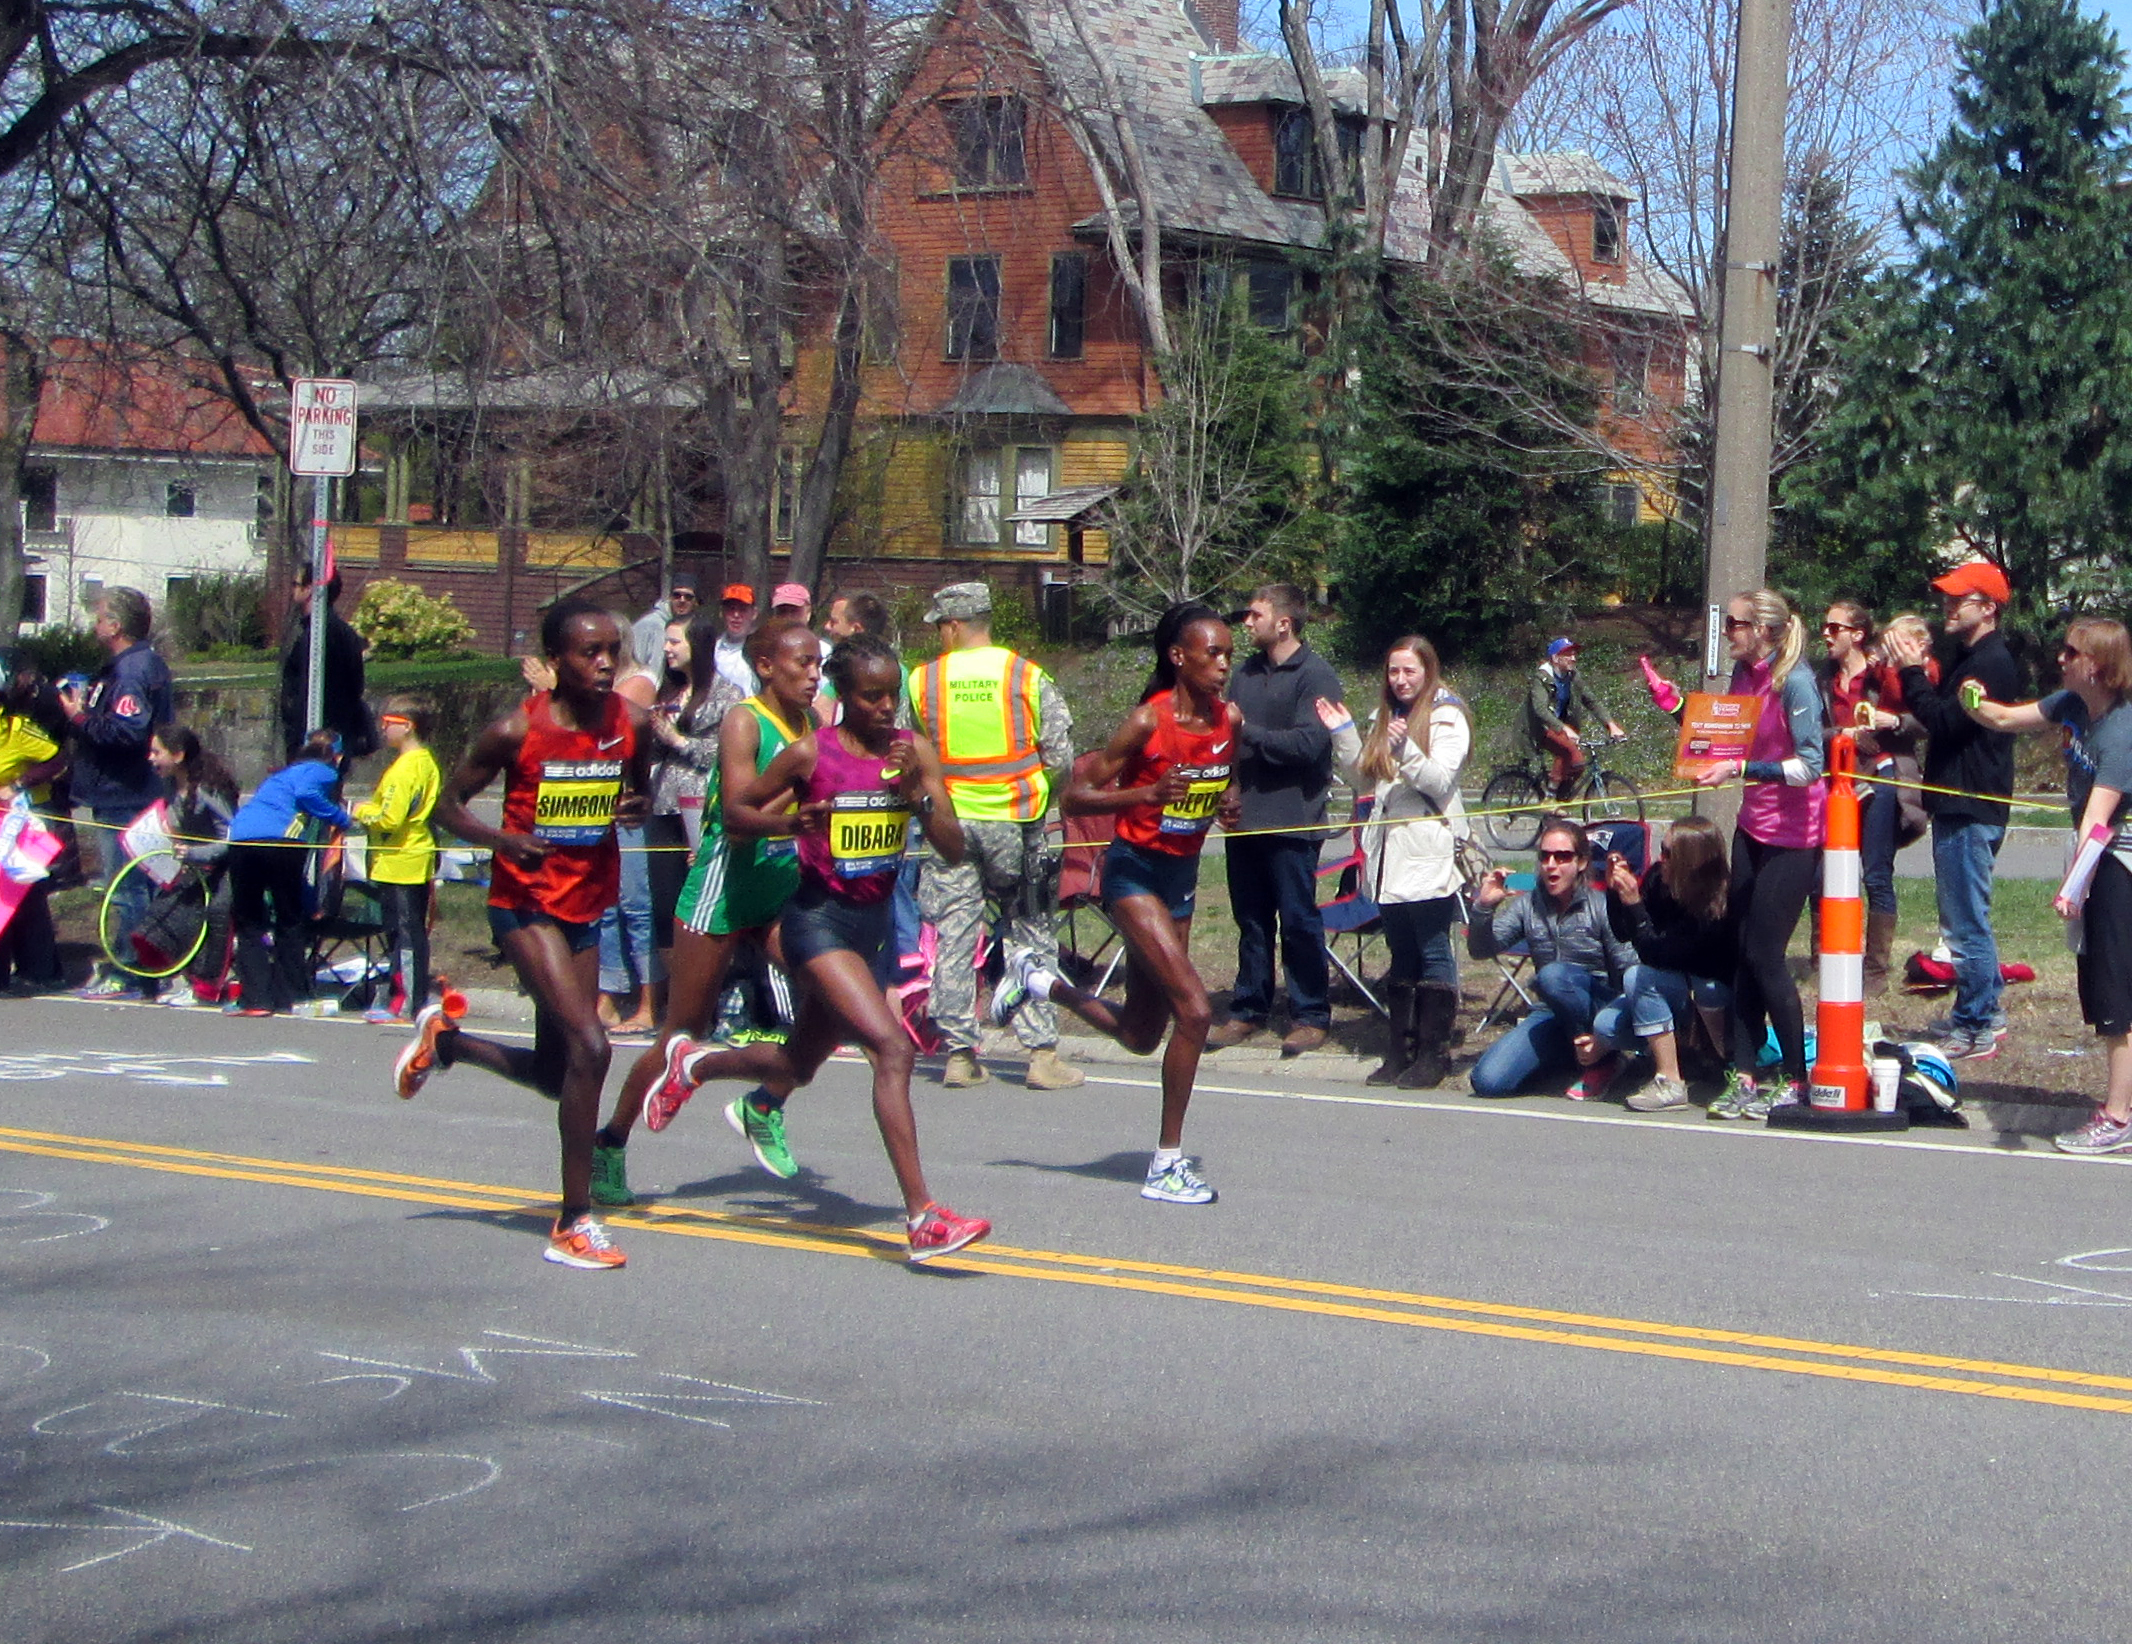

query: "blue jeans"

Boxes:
[1593, 965, 1732, 1050]
[598, 824, 664, 994]
[1381, 896, 1460, 989]
[1469, 961, 1618, 1095]
[1859, 780, 1900, 917]
[1225, 834, 1330, 1028]
[93, 803, 152, 963]
[1932, 816, 2004, 1031]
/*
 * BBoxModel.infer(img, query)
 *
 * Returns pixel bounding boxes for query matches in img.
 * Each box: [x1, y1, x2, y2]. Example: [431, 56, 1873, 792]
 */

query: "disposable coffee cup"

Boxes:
[1870, 1057, 1902, 1113]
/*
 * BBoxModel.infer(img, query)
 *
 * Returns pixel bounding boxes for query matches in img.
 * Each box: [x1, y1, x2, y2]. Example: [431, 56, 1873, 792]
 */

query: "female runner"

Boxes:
[994, 602, 1239, 1205]
[590, 618, 815, 1205]
[640, 633, 990, 1264]
[397, 598, 653, 1271]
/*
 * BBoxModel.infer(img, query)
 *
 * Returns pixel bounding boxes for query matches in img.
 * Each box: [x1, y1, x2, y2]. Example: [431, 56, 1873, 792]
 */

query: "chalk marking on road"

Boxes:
[1, 1342, 52, 1376]
[228, 1451, 503, 1512]
[579, 1392, 733, 1427]
[1078, 1071, 2126, 1167]
[0, 1505, 253, 1572]
[0, 1048, 317, 1089]
[2059, 1247, 2132, 1272]
[31, 1392, 293, 1456]
[16, 1123, 2132, 1419]
[0, 1186, 108, 1244]
[311, 1330, 636, 1391]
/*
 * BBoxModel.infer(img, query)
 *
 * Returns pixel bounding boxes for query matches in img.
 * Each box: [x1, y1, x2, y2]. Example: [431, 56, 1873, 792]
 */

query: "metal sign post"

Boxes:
[289, 379, 358, 744]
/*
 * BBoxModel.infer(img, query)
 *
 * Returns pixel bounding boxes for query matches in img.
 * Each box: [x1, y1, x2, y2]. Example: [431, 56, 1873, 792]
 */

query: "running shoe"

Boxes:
[1565, 1054, 1623, 1102]
[1626, 1074, 1689, 1113]
[1141, 1154, 1217, 1204]
[643, 1035, 702, 1133]
[2055, 1109, 2132, 1156]
[76, 970, 131, 999]
[1923, 1010, 2007, 1041]
[1758, 1081, 1806, 1119]
[726, 1091, 799, 1178]
[1935, 1026, 2001, 1062]
[589, 1143, 636, 1207]
[990, 946, 1055, 1026]
[393, 1001, 458, 1100]
[1708, 1068, 1757, 1121]
[363, 1006, 406, 1026]
[544, 1214, 626, 1269]
[223, 1002, 273, 1018]
[906, 1202, 991, 1264]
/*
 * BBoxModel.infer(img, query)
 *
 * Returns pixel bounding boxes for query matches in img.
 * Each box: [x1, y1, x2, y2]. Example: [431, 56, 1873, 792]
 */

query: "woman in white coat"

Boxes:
[1316, 635, 1471, 1087]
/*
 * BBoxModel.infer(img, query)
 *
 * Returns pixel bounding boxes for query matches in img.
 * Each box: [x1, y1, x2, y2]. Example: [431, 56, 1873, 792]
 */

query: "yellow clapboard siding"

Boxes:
[403, 529, 500, 567]
[332, 526, 381, 564]
[524, 533, 623, 569]
[1059, 440, 1130, 487]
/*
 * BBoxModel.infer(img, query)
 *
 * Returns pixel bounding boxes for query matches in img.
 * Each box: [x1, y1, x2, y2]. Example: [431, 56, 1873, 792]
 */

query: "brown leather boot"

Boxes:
[1400, 983, 1461, 1089]
[1367, 985, 1415, 1086]
[1865, 909, 1897, 996]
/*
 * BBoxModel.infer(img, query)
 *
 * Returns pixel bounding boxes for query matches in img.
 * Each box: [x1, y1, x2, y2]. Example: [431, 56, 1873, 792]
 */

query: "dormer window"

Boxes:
[946, 96, 1027, 190]
[1593, 198, 1623, 264]
[1273, 108, 1365, 201]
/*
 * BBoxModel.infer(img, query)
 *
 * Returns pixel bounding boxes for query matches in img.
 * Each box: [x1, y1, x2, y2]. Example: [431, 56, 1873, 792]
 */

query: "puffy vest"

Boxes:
[910, 646, 1049, 821]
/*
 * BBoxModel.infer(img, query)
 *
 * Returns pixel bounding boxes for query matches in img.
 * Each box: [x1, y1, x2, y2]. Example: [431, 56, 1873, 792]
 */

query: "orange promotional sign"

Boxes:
[1674, 692, 1764, 780]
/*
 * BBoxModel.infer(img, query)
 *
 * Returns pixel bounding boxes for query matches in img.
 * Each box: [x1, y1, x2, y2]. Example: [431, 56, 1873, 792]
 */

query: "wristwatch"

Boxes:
[915, 791, 935, 819]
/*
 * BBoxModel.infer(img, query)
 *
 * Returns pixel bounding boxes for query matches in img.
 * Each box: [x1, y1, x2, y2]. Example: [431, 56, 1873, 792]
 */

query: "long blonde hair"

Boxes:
[1740, 588, 1805, 681]
[1360, 635, 1443, 782]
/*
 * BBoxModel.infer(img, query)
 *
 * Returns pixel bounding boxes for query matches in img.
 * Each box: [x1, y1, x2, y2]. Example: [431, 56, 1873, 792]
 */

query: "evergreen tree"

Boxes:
[1787, 0, 2132, 628]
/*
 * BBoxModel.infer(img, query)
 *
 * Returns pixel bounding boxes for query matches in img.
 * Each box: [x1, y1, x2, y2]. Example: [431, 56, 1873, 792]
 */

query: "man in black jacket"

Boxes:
[1207, 584, 1345, 1055]
[278, 568, 373, 766]
[1885, 560, 2021, 1061]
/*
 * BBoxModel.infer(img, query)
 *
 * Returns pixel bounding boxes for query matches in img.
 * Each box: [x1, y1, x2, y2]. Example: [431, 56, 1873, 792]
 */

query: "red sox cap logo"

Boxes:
[114, 694, 140, 718]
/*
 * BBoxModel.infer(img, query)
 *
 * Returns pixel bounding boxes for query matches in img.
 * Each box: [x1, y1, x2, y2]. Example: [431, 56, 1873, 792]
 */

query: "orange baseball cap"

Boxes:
[721, 583, 755, 605]
[1931, 561, 2011, 605]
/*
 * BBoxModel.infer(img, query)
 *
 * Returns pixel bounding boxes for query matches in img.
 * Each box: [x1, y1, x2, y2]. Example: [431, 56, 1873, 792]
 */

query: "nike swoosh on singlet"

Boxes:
[597, 736, 624, 750]
[1208, 740, 1230, 755]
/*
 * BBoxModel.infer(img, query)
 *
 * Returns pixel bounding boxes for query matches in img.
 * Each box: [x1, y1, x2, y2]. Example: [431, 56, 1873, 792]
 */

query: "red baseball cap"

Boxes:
[721, 583, 755, 605]
[1931, 561, 2011, 605]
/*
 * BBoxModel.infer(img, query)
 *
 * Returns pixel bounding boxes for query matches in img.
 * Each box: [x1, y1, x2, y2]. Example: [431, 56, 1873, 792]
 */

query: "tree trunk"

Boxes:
[0, 339, 45, 659]
[789, 280, 861, 597]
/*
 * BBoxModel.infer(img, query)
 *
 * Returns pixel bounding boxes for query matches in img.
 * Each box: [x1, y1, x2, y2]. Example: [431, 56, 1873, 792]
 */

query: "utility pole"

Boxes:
[1700, 0, 1791, 823]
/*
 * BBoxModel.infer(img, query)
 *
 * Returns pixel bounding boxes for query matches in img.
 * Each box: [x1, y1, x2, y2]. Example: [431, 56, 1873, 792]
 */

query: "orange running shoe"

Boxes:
[393, 997, 463, 1100]
[544, 1213, 626, 1270]
[906, 1202, 991, 1264]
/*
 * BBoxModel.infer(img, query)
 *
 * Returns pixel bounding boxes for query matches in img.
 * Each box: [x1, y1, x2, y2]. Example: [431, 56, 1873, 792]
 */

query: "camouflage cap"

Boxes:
[924, 581, 992, 623]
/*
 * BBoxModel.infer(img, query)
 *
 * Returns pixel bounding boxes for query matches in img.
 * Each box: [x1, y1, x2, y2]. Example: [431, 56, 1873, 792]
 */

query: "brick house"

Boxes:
[785, 0, 1692, 611]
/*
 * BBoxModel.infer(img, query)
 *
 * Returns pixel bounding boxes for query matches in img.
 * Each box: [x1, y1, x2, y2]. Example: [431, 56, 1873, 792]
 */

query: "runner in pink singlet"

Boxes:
[640, 634, 991, 1263]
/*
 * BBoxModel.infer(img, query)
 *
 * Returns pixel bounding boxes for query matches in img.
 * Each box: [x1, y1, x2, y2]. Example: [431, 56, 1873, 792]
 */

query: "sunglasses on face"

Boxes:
[1536, 848, 1581, 864]
[2061, 646, 2087, 662]
[1723, 617, 1756, 632]
[1822, 622, 1862, 635]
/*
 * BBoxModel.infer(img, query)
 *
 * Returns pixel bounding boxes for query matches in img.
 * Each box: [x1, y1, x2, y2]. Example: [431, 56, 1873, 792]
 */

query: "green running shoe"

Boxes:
[589, 1142, 636, 1207]
[727, 1092, 799, 1178]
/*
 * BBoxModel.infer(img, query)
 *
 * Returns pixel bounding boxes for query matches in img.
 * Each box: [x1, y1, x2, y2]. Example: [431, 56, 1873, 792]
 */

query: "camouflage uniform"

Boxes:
[917, 674, 1074, 1054]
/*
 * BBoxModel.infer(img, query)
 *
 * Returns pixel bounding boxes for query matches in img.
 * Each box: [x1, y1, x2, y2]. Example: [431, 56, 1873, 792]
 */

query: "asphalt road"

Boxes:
[6, 997, 2132, 1641]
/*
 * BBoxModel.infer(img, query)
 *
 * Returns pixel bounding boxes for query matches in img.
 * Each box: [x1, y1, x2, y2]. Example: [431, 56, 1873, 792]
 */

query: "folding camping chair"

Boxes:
[1054, 751, 1126, 997]
[304, 828, 392, 1011]
[1316, 795, 1388, 1019]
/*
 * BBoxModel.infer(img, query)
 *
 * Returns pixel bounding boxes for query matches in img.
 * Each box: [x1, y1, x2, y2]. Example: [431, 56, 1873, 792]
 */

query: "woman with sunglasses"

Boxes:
[1692, 589, 1826, 1120]
[1962, 619, 2132, 1154]
[1314, 634, 1471, 1086]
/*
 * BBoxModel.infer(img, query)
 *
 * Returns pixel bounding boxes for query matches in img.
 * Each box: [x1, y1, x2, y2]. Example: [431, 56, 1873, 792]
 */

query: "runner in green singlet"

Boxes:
[591, 619, 817, 1201]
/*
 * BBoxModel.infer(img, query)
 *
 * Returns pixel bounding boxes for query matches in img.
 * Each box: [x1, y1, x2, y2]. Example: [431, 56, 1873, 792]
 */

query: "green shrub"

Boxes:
[166, 571, 268, 656]
[17, 625, 107, 678]
[352, 579, 478, 661]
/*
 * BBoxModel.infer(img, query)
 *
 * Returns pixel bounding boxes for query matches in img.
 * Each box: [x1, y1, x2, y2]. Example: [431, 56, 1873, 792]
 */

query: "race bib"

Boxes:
[533, 758, 622, 844]
[761, 835, 798, 862]
[826, 791, 909, 879]
[1159, 764, 1229, 837]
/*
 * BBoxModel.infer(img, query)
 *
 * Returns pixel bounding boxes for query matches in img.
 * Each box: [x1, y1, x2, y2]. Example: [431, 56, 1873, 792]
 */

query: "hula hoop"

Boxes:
[99, 852, 211, 979]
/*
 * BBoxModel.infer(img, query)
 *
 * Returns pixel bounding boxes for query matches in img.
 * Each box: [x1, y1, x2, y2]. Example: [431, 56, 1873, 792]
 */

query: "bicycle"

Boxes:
[1477, 734, 1644, 852]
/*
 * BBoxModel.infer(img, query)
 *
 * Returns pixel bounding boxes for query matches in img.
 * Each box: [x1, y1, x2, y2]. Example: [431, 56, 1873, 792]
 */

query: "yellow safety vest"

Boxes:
[910, 646, 1049, 821]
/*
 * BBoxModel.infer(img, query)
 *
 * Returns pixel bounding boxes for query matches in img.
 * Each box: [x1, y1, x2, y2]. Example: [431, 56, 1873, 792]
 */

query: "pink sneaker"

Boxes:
[906, 1202, 991, 1264]
[1565, 1054, 1623, 1102]
[643, 1035, 703, 1133]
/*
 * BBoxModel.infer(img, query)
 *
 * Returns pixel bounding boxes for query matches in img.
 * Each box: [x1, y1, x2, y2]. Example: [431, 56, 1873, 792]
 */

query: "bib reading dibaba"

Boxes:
[826, 790, 910, 879]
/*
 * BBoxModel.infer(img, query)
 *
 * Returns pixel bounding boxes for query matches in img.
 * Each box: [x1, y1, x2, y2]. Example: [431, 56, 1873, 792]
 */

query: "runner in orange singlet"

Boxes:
[397, 598, 653, 1271]
[993, 603, 1239, 1205]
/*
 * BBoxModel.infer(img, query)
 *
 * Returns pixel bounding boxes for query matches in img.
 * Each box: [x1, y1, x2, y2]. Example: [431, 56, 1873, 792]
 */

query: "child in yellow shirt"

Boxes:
[354, 694, 442, 1022]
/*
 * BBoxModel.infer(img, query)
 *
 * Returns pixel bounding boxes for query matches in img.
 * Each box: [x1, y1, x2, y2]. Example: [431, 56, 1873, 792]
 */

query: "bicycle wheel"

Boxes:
[99, 852, 210, 978]
[1479, 768, 1549, 852]
[1577, 769, 1645, 828]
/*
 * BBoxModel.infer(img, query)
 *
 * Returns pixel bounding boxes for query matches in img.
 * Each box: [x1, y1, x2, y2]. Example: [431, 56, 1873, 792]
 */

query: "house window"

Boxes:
[1610, 334, 1651, 415]
[1246, 260, 1294, 331]
[774, 446, 799, 542]
[946, 256, 1002, 361]
[20, 467, 55, 532]
[1274, 108, 1314, 198]
[1049, 253, 1087, 359]
[958, 446, 1057, 548]
[79, 576, 102, 612]
[1609, 484, 1642, 528]
[946, 96, 1026, 189]
[20, 574, 44, 624]
[165, 481, 196, 518]
[1594, 198, 1623, 264]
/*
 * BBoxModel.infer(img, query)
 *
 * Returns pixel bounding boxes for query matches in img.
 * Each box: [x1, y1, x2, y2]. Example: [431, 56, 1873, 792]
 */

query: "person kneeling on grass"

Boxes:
[1465, 815, 1638, 1099]
[638, 633, 991, 1265]
[1961, 617, 2132, 1156]
[392, 598, 653, 1272]
[1591, 815, 1737, 1113]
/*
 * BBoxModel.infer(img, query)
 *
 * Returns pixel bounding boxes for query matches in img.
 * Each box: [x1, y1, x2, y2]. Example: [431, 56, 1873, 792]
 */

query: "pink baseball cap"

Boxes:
[771, 582, 812, 611]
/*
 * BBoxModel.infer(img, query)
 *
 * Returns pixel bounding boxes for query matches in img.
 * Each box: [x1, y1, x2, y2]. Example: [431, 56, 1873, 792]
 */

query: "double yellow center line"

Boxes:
[7, 1121, 2131, 1417]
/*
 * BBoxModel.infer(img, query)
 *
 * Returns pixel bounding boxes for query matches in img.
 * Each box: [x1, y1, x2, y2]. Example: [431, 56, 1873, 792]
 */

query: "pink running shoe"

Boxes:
[906, 1202, 991, 1264]
[643, 1035, 703, 1133]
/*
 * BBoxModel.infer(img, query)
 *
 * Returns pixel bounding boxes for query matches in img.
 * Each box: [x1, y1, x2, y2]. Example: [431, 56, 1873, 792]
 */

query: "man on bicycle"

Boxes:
[1524, 638, 1624, 798]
